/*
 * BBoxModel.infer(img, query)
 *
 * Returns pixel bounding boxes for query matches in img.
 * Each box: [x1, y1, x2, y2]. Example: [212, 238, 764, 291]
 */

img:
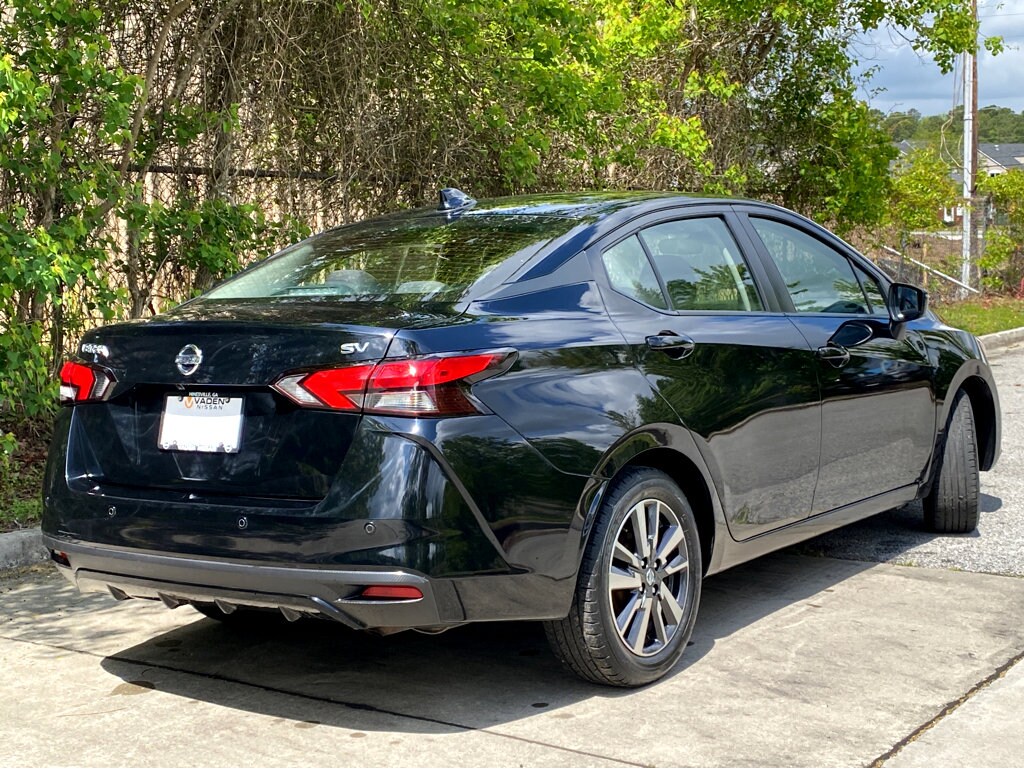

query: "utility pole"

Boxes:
[960, 0, 978, 297]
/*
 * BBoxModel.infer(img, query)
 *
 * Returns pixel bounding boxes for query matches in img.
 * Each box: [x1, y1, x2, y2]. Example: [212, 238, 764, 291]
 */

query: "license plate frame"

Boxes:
[158, 393, 244, 453]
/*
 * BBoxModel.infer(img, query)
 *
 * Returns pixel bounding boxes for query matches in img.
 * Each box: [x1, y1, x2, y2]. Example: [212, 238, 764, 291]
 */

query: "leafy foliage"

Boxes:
[0, 0, 135, 425]
[978, 170, 1024, 294]
[889, 148, 959, 235]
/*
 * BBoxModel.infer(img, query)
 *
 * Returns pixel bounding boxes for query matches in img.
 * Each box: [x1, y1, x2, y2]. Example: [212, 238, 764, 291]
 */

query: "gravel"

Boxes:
[793, 342, 1024, 577]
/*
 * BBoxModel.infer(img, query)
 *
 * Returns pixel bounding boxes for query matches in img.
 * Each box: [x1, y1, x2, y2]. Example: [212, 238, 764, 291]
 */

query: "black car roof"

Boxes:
[461, 191, 699, 219]
[408, 190, 740, 222]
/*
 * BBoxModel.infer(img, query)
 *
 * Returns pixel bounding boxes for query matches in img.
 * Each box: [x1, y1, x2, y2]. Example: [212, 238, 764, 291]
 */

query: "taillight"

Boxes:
[272, 351, 515, 416]
[59, 361, 115, 405]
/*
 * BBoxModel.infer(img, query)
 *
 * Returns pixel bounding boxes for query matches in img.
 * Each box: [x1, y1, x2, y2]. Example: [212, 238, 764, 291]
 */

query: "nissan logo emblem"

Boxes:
[175, 344, 203, 377]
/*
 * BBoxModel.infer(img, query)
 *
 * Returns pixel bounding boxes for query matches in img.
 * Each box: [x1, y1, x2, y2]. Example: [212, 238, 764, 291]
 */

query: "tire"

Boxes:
[923, 392, 980, 533]
[544, 467, 702, 687]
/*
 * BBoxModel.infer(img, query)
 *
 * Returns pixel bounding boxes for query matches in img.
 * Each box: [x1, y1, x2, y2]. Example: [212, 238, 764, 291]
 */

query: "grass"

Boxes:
[934, 296, 1024, 336]
[0, 431, 46, 534]
[0, 497, 42, 533]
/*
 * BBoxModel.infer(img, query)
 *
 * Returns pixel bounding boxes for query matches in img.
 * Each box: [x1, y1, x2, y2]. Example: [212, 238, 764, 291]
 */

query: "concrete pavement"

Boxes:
[885, 656, 1024, 768]
[2, 548, 1023, 766]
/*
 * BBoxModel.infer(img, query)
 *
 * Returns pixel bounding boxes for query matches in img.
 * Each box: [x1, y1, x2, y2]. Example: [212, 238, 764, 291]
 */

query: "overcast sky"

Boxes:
[855, 0, 1024, 115]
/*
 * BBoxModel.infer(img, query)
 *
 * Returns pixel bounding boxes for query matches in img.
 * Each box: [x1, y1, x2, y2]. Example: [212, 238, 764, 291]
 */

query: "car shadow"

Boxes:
[98, 551, 876, 734]
[791, 493, 1001, 565]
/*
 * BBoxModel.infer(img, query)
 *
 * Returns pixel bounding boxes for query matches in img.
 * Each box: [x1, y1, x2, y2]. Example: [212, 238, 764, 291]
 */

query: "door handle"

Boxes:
[646, 331, 696, 359]
[816, 344, 851, 367]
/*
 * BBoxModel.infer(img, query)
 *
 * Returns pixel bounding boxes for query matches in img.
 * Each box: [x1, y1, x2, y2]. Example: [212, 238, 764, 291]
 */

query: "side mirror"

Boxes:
[888, 282, 928, 323]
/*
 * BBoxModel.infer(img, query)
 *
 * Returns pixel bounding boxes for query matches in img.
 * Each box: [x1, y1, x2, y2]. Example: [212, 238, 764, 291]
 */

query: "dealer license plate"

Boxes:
[158, 393, 243, 453]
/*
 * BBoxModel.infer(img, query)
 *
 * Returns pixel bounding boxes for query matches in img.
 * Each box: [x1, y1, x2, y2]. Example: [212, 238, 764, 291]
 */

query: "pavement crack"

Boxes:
[0, 632, 649, 768]
[869, 647, 1024, 767]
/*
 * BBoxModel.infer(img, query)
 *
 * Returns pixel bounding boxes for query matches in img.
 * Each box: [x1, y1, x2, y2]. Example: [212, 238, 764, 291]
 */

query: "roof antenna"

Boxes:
[438, 188, 476, 212]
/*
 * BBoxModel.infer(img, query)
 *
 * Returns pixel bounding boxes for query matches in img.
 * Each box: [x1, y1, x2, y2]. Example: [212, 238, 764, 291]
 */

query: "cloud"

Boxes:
[853, 1, 1024, 115]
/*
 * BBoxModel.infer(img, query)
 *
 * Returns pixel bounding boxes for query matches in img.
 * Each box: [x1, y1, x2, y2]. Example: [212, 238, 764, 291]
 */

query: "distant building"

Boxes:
[978, 143, 1024, 177]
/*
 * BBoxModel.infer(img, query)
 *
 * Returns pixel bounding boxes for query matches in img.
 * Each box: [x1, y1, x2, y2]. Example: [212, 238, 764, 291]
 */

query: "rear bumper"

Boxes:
[42, 410, 588, 624]
[43, 535, 461, 630]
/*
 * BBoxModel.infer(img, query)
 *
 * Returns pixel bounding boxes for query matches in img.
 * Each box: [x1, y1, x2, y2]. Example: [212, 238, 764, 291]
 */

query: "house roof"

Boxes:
[979, 143, 1024, 170]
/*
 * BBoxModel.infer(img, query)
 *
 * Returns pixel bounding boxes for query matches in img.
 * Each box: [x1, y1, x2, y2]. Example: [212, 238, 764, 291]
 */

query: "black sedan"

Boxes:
[43, 190, 1001, 686]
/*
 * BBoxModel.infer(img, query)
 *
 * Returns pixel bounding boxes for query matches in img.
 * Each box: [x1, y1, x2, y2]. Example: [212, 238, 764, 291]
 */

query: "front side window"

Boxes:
[750, 218, 869, 314]
[852, 262, 890, 317]
[639, 218, 763, 312]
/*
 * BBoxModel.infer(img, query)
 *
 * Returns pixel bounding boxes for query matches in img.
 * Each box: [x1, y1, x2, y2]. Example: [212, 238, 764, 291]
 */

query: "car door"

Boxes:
[736, 209, 937, 514]
[591, 208, 821, 540]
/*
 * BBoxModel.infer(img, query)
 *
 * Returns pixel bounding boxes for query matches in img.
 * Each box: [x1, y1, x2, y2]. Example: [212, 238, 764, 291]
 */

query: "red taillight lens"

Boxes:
[272, 351, 514, 416]
[360, 585, 424, 601]
[300, 365, 376, 410]
[59, 361, 115, 404]
[368, 355, 499, 390]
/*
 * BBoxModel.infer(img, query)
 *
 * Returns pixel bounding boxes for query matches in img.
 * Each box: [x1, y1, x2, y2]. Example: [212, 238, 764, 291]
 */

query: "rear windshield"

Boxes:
[201, 214, 576, 303]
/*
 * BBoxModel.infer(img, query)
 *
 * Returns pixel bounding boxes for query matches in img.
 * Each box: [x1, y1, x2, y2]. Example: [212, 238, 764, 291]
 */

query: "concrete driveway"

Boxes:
[2, 345, 1023, 768]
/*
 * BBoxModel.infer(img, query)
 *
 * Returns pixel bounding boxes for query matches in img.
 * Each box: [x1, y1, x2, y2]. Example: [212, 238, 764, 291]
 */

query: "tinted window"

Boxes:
[639, 218, 762, 311]
[750, 218, 868, 314]
[202, 214, 576, 303]
[852, 262, 889, 317]
[601, 235, 669, 309]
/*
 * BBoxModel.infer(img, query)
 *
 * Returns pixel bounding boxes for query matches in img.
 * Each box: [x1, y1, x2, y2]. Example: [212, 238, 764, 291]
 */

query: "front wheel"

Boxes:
[545, 468, 702, 687]
[923, 392, 980, 533]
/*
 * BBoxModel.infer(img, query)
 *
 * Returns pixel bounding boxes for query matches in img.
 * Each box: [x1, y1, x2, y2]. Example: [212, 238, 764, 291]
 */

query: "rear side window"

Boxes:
[601, 235, 669, 309]
[202, 214, 577, 304]
[639, 218, 763, 311]
[750, 218, 870, 314]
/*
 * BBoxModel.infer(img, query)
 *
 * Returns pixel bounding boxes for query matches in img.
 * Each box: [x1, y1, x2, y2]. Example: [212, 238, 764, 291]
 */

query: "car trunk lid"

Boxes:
[68, 299, 460, 501]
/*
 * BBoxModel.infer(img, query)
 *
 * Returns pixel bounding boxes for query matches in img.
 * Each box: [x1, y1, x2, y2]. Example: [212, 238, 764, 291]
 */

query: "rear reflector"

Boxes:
[360, 585, 424, 601]
[272, 351, 514, 416]
[59, 361, 115, 404]
[50, 550, 71, 567]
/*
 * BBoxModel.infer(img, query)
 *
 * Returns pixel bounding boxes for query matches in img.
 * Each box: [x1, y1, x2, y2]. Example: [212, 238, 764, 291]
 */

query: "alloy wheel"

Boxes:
[607, 497, 690, 657]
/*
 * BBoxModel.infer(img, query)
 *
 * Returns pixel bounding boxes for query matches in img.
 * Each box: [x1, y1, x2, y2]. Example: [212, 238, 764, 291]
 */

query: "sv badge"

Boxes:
[340, 342, 370, 355]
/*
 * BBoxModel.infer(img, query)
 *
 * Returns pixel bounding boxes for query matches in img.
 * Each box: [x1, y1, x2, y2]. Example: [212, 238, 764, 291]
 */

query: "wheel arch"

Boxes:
[619, 448, 716, 576]
[959, 375, 998, 471]
[936, 360, 1000, 473]
[583, 425, 730, 577]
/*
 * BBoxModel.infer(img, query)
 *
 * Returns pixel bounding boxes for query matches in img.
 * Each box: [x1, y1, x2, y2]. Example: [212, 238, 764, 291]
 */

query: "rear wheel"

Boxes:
[923, 392, 980, 533]
[545, 468, 702, 687]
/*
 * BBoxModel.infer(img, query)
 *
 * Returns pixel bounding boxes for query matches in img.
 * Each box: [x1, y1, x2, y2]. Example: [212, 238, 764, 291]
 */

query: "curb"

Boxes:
[0, 527, 47, 572]
[980, 326, 1024, 355]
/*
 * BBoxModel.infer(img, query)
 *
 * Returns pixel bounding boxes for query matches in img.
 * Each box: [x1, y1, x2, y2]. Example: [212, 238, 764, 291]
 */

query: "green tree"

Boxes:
[0, 0, 997, 442]
[888, 147, 958, 237]
[881, 110, 922, 142]
[0, 0, 137, 428]
[979, 170, 1024, 293]
[978, 105, 1024, 143]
